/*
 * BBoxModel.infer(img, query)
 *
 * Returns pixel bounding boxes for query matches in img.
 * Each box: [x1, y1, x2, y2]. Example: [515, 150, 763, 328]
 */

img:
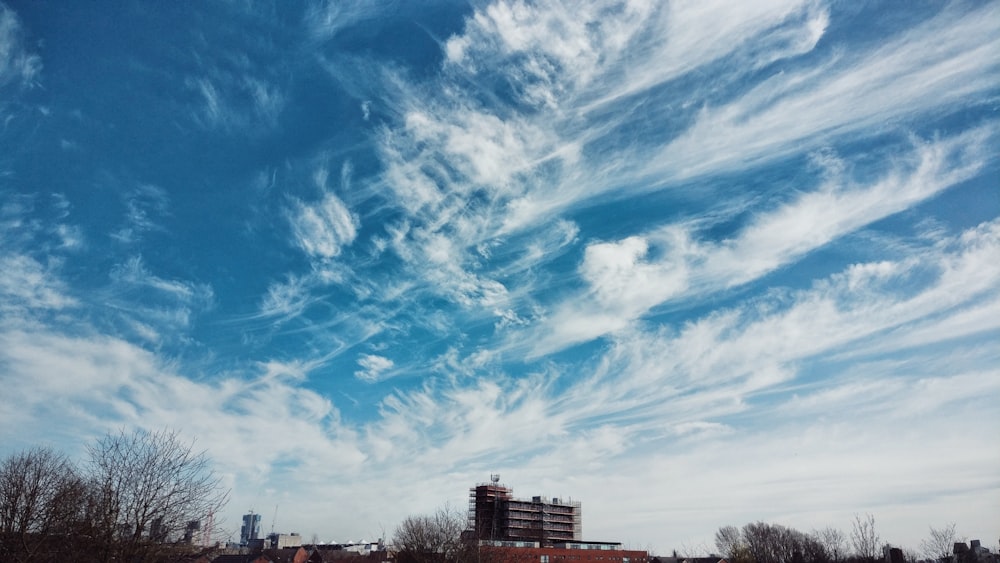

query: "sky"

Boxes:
[0, 0, 998, 553]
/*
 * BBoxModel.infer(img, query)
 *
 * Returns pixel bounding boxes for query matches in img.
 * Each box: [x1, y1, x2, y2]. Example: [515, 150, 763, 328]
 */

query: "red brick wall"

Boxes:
[482, 545, 648, 563]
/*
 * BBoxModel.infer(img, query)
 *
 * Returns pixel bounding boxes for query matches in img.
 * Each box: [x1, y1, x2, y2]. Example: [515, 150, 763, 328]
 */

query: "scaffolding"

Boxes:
[469, 477, 582, 546]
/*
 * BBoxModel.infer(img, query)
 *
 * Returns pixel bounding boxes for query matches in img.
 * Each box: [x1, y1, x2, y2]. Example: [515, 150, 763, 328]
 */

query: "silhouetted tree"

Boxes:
[920, 524, 958, 561]
[742, 522, 805, 563]
[394, 505, 470, 563]
[0, 432, 227, 563]
[716, 525, 754, 563]
[849, 514, 880, 562]
[813, 528, 847, 563]
[85, 428, 228, 563]
[394, 504, 528, 563]
[717, 526, 743, 559]
[0, 447, 87, 562]
[715, 522, 829, 563]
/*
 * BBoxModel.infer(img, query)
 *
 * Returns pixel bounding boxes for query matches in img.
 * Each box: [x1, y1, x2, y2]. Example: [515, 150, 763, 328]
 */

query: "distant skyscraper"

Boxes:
[240, 512, 261, 545]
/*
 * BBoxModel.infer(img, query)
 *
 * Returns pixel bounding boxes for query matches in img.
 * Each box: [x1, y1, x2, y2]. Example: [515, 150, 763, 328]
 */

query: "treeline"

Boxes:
[713, 516, 963, 563]
[0, 429, 228, 563]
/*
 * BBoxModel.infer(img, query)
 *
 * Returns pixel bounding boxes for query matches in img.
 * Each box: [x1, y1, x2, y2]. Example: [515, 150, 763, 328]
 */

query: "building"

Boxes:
[184, 520, 203, 544]
[469, 475, 582, 545]
[242, 512, 262, 546]
[952, 540, 998, 563]
[268, 532, 303, 549]
[482, 542, 649, 563]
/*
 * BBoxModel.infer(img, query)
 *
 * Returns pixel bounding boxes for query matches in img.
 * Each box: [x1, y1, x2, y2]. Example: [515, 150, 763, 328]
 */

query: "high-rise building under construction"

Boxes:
[469, 475, 582, 545]
[240, 512, 261, 546]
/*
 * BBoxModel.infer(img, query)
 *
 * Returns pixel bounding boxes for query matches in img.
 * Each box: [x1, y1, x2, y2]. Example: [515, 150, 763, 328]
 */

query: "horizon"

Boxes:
[0, 0, 997, 553]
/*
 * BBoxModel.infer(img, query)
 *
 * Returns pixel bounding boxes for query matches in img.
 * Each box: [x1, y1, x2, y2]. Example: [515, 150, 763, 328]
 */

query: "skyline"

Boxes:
[0, 0, 998, 551]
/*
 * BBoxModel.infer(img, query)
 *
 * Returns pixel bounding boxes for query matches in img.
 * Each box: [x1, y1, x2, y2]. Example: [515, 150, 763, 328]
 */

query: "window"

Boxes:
[542, 556, 550, 563]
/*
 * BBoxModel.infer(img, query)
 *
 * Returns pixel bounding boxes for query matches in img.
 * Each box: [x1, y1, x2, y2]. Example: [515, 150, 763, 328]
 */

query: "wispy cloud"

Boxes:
[304, 0, 384, 42]
[288, 164, 359, 260]
[110, 184, 170, 245]
[2, 0, 998, 550]
[649, 2, 1000, 181]
[0, 253, 76, 313]
[0, 192, 79, 316]
[526, 127, 994, 355]
[0, 3, 41, 91]
[0, 216, 996, 545]
[110, 255, 212, 304]
[257, 274, 314, 322]
[187, 73, 285, 133]
[104, 255, 214, 345]
[355, 353, 394, 382]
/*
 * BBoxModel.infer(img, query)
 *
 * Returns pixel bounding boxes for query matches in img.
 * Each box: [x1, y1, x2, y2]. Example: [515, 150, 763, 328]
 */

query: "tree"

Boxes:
[742, 522, 805, 563]
[717, 522, 829, 563]
[393, 504, 525, 563]
[85, 428, 229, 563]
[716, 525, 755, 563]
[394, 505, 470, 563]
[813, 527, 846, 562]
[920, 524, 958, 561]
[849, 514, 880, 562]
[717, 526, 743, 559]
[0, 447, 87, 563]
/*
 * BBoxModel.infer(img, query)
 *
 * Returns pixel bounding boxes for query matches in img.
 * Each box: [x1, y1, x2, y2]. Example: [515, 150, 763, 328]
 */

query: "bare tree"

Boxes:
[813, 527, 847, 562]
[742, 522, 810, 563]
[0, 447, 87, 563]
[85, 428, 229, 563]
[716, 526, 742, 558]
[732, 522, 831, 563]
[920, 524, 958, 561]
[715, 525, 755, 563]
[394, 504, 470, 563]
[850, 514, 880, 561]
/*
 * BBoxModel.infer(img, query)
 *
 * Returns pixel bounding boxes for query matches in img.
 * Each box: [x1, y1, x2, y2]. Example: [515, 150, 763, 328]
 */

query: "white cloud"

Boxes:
[305, 0, 381, 42]
[4, 0, 996, 550]
[355, 354, 395, 382]
[110, 184, 170, 245]
[189, 73, 286, 132]
[289, 166, 358, 259]
[110, 255, 213, 304]
[0, 4, 41, 91]
[651, 2, 1000, 181]
[356, 1, 996, 353]
[0, 253, 76, 313]
[527, 128, 993, 356]
[258, 274, 313, 321]
[1, 216, 998, 546]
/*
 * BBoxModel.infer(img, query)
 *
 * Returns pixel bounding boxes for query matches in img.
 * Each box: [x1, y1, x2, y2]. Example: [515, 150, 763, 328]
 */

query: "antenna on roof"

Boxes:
[271, 504, 278, 535]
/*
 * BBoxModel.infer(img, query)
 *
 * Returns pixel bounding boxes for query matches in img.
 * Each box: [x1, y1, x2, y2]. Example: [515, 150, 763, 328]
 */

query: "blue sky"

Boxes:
[1, 0, 998, 551]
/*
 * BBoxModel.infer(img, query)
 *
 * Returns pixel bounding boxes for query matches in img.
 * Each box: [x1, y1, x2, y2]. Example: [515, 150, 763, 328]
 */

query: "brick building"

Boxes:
[477, 542, 649, 563]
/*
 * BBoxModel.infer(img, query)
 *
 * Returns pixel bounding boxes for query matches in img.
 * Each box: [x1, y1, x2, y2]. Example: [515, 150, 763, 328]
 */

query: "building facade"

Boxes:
[476, 541, 648, 563]
[469, 477, 582, 545]
[241, 512, 262, 545]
